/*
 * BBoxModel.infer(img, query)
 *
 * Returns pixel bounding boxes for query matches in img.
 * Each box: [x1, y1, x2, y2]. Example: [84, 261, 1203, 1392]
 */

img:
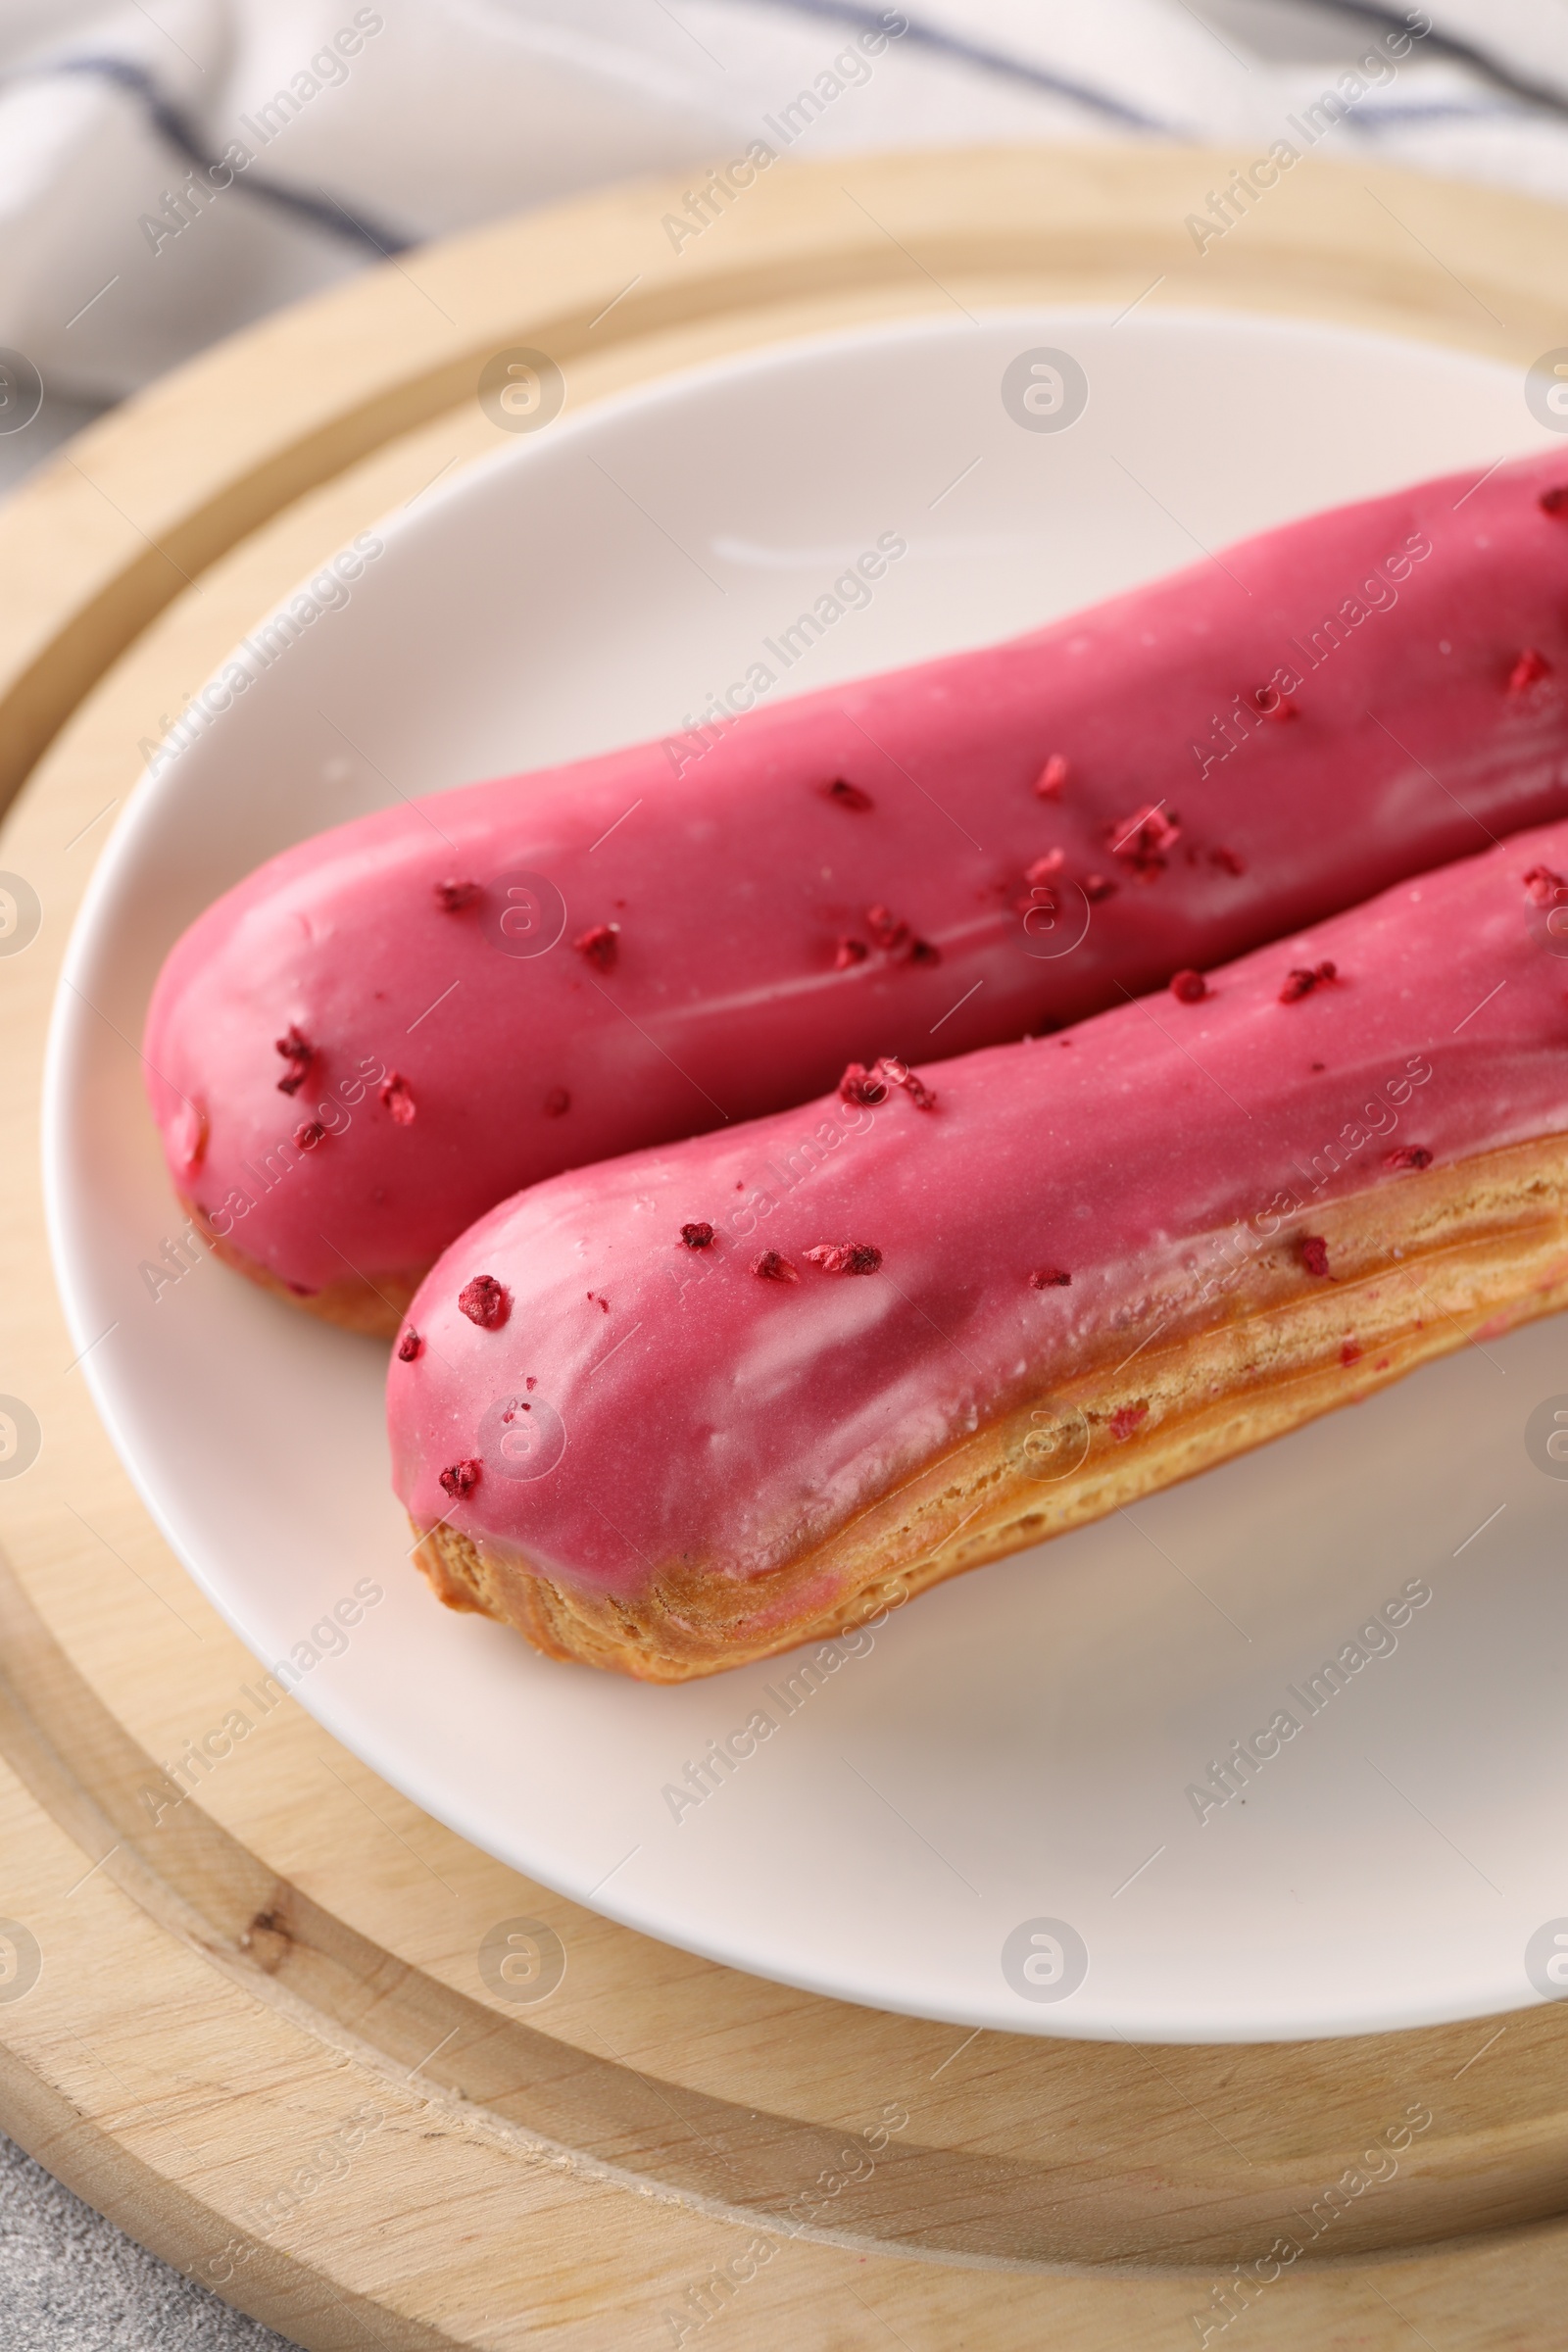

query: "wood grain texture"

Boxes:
[1, 146, 1566, 2348]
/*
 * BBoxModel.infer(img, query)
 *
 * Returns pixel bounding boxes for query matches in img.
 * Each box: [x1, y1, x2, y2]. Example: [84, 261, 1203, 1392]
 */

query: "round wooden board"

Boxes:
[3, 146, 1568, 2351]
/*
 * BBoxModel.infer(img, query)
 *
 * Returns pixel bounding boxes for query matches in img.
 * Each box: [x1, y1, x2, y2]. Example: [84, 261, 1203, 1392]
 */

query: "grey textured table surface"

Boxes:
[0, 2133, 296, 2351]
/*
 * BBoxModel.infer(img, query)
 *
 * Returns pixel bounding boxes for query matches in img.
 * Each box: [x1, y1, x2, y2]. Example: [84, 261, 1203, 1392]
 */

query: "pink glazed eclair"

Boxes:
[147, 456, 1568, 1334]
[392, 819, 1568, 1680]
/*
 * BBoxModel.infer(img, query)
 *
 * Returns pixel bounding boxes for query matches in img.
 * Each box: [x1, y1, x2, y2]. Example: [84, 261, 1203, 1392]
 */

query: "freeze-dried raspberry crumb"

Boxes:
[839, 1061, 889, 1106]
[1541, 485, 1568, 516]
[1109, 804, 1180, 875]
[1109, 1401, 1148, 1442]
[881, 1058, 937, 1109]
[1083, 873, 1117, 903]
[752, 1250, 799, 1282]
[1341, 1340, 1362, 1366]
[1034, 754, 1068, 799]
[434, 878, 480, 911]
[1030, 1267, 1071, 1288]
[1280, 960, 1337, 1003]
[821, 776, 873, 810]
[862, 904, 938, 963]
[1509, 647, 1551, 693]
[439, 1459, 480, 1498]
[680, 1222, 714, 1249]
[293, 1119, 325, 1148]
[543, 1087, 570, 1116]
[1298, 1235, 1331, 1278]
[1386, 1145, 1433, 1171]
[573, 921, 619, 971]
[1170, 969, 1208, 1004]
[834, 936, 869, 969]
[1209, 845, 1247, 876]
[396, 1329, 422, 1361]
[1523, 864, 1568, 907]
[843, 1057, 937, 1109]
[274, 1023, 314, 1095]
[1025, 851, 1064, 886]
[380, 1072, 416, 1125]
[806, 1241, 882, 1275]
[460, 1274, 509, 1328]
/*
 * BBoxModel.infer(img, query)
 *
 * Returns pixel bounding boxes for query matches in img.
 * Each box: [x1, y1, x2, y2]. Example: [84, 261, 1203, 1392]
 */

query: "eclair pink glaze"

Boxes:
[150, 455, 1568, 1300]
[389, 816, 1568, 1600]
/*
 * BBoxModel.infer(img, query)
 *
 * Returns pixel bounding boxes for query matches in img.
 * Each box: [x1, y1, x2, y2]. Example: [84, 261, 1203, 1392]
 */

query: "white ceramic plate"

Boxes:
[45, 308, 1568, 2041]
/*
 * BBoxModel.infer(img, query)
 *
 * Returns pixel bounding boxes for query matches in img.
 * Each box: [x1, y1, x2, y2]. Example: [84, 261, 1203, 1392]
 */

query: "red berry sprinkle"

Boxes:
[821, 776, 874, 811]
[459, 1274, 510, 1329]
[884, 1058, 937, 1109]
[573, 921, 620, 971]
[1082, 873, 1117, 903]
[1109, 804, 1180, 874]
[293, 1119, 326, 1148]
[866, 904, 909, 953]
[680, 1222, 714, 1249]
[396, 1329, 422, 1361]
[1298, 1236, 1331, 1278]
[752, 1250, 799, 1282]
[380, 1072, 416, 1125]
[1034, 754, 1068, 799]
[806, 1242, 882, 1275]
[434, 878, 480, 911]
[1257, 687, 1298, 722]
[1109, 1401, 1148, 1442]
[1341, 1340, 1363, 1366]
[1386, 1145, 1433, 1171]
[1030, 1267, 1071, 1288]
[841, 1057, 937, 1110]
[1209, 845, 1247, 876]
[839, 1061, 889, 1106]
[544, 1087, 570, 1116]
[439, 1460, 480, 1499]
[1541, 486, 1568, 516]
[862, 905, 938, 964]
[1025, 851, 1064, 886]
[834, 936, 869, 969]
[1170, 969, 1208, 1004]
[1523, 864, 1568, 907]
[1279, 960, 1337, 1004]
[274, 1023, 314, 1095]
[1509, 647, 1551, 693]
